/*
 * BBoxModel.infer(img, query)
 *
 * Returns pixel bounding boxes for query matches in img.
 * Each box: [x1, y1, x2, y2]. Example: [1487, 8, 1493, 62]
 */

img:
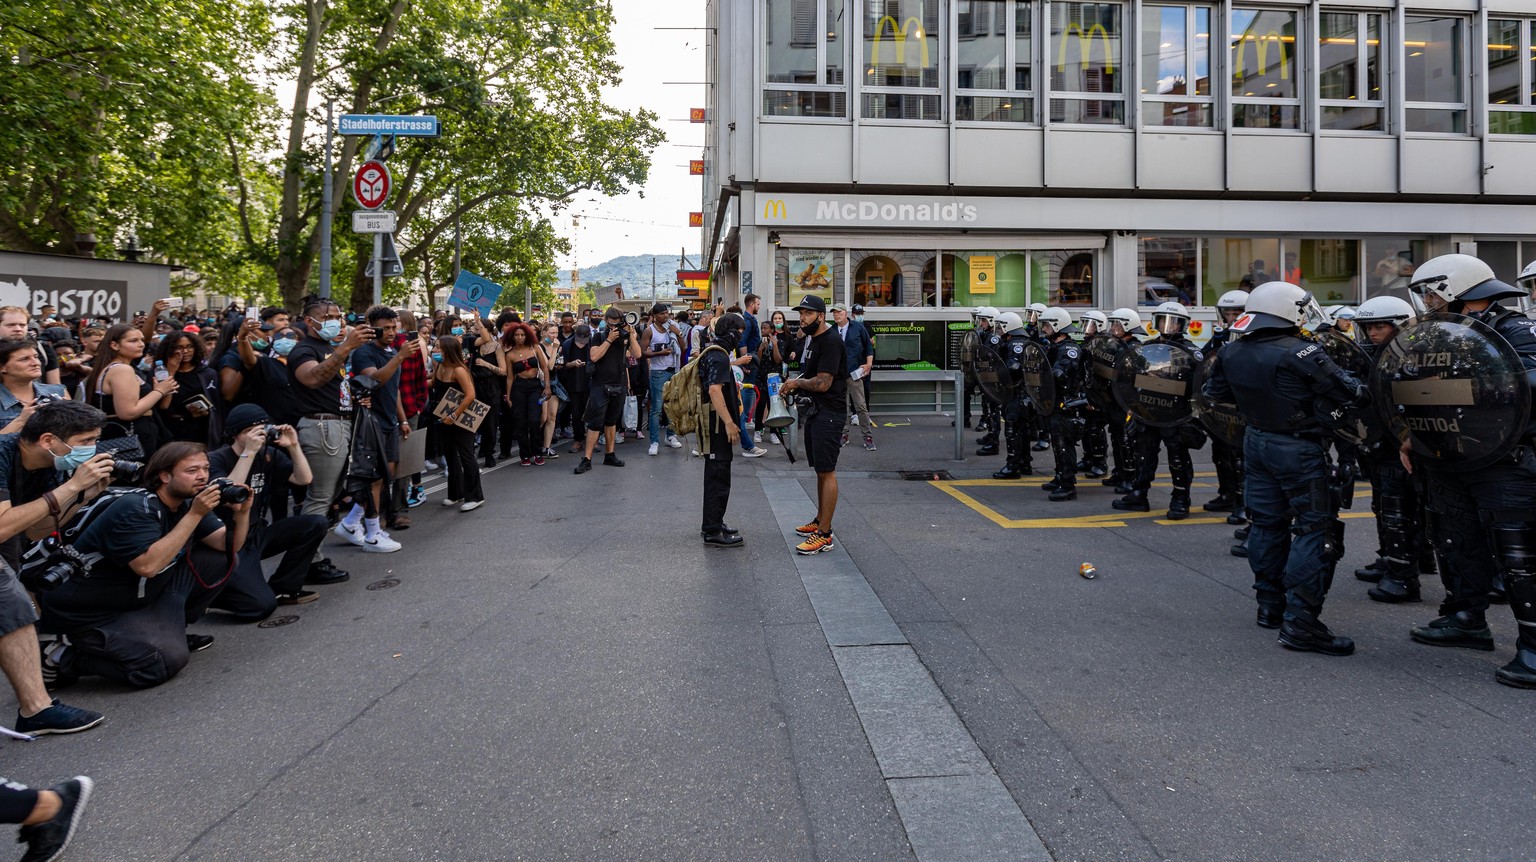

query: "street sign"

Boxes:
[364, 233, 403, 279]
[689, 160, 704, 175]
[689, 108, 707, 123]
[338, 114, 441, 137]
[351, 210, 397, 233]
[353, 161, 391, 210]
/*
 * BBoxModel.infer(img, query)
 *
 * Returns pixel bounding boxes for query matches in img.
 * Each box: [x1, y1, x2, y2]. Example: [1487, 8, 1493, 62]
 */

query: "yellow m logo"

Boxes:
[1055, 23, 1115, 75]
[1233, 32, 1291, 81]
[762, 199, 787, 220]
[870, 16, 931, 68]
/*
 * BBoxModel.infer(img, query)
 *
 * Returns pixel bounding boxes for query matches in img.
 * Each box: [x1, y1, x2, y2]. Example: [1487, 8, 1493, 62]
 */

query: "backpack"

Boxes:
[16, 487, 158, 585]
[662, 345, 728, 456]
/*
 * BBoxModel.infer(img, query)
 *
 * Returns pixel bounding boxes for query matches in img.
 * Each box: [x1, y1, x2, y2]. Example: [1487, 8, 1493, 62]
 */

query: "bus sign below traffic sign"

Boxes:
[352, 210, 397, 233]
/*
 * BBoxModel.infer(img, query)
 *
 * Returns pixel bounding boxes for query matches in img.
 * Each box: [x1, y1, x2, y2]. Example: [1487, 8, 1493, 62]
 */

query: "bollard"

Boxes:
[953, 370, 965, 461]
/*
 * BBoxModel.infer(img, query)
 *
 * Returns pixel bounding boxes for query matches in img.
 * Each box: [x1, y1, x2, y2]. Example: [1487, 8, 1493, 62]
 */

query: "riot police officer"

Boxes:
[1203, 291, 1249, 524]
[991, 312, 1033, 479]
[1101, 308, 1145, 491]
[976, 309, 1006, 456]
[1038, 308, 1085, 501]
[1023, 303, 1052, 452]
[1203, 281, 1367, 655]
[1113, 302, 1206, 519]
[965, 306, 1000, 433]
[1075, 310, 1110, 479]
[1350, 295, 1428, 603]
[1398, 255, 1536, 687]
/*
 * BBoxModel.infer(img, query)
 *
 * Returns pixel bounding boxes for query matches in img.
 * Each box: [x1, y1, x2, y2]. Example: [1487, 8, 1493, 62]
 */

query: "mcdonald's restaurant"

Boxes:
[700, 0, 1536, 409]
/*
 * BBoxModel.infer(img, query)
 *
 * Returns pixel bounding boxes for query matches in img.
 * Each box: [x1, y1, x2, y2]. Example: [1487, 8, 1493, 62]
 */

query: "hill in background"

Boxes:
[554, 253, 701, 297]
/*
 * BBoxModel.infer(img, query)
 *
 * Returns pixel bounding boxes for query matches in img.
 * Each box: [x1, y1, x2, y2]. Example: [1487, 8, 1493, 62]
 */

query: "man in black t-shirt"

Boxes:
[574, 307, 642, 474]
[699, 314, 745, 548]
[343, 306, 418, 548]
[779, 295, 848, 555]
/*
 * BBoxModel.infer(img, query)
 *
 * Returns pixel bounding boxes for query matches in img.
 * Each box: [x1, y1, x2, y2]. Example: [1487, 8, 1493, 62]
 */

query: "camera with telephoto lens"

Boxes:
[110, 458, 144, 483]
[209, 477, 250, 505]
[17, 535, 102, 592]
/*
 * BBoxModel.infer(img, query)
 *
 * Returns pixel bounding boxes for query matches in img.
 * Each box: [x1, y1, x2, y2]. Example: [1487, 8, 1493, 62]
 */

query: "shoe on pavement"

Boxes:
[794, 518, 820, 536]
[839, 431, 849, 448]
[17, 775, 92, 862]
[186, 634, 215, 652]
[603, 453, 625, 467]
[796, 532, 835, 555]
[863, 435, 877, 451]
[441, 497, 462, 507]
[851, 415, 860, 426]
[276, 590, 319, 606]
[1256, 606, 1283, 629]
[532, 456, 545, 466]
[460, 500, 484, 512]
[406, 485, 427, 508]
[703, 531, 745, 548]
[15, 700, 104, 737]
[305, 559, 350, 585]
[753, 431, 763, 444]
[743, 447, 767, 458]
[333, 521, 365, 547]
[667, 435, 683, 449]
[648, 442, 659, 456]
[388, 514, 411, 531]
[1409, 613, 1495, 651]
[699, 524, 742, 538]
[574, 458, 592, 474]
[520, 458, 532, 467]
[1278, 618, 1355, 656]
[363, 531, 402, 554]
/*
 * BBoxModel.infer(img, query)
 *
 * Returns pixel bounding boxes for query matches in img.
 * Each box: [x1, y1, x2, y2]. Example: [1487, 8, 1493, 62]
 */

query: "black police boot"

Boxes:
[1112, 490, 1150, 512]
[1234, 525, 1250, 541]
[1489, 571, 1508, 604]
[1085, 462, 1108, 479]
[976, 441, 999, 456]
[1048, 483, 1077, 502]
[1278, 613, 1355, 656]
[1166, 492, 1191, 521]
[1354, 556, 1388, 583]
[1202, 494, 1235, 513]
[1113, 481, 1135, 495]
[1256, 604, 1283, 629]
[1496, 577, 1536, 688]
[1226, 497, 1248, 526]
[1041, 476, 1064, 493]
[1230, 540, 1249, 558]
[992, 461, 1023, 480]
[1101, 471, 1125, 487]
[1075, 456, 1091, 472]
[1032, 438, 1051, 452]
[1409, 610, 1495, 651]
[1367, 566, 1421, 604]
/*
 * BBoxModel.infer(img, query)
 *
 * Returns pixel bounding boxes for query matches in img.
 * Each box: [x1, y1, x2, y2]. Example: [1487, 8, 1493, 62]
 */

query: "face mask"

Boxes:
[273, 337, 297, 356]
[253, 339, 270, 352]
[773, 321, 783, 329]
[52, 441, 96, 474]
[153, 334, 166, 342]
[316, 319, 342, 340]
[430, 352, 443, 363]
[451, 326, 465, 336]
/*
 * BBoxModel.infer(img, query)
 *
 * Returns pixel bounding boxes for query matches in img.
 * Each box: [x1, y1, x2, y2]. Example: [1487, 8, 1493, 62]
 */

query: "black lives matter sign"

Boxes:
[0, 273, 128, 318]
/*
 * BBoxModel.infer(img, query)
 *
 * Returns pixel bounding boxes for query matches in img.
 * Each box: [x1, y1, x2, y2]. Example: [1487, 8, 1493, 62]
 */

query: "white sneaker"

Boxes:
[754, 431, 763, 444]
[423, 459, 440, 471]
[743, 447, 768, 458]
[333, 522, 364, 547]
[441, 498, 462, 508]
[363, 530, 401, 553]
[851, 415, 860, 426]
[691, 448, 700, 457]
[666, 435, 683, 449]
[460, 500, 484, 512]
[648, 442, 659, 456]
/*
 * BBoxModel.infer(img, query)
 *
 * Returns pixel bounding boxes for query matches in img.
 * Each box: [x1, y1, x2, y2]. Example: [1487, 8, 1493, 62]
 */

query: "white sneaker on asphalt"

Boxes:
[441, 498, 462, 508]
[363, 530, 401, 553]
[743, 447, 768, 458]
[459, 500, 484, 512]
[648, 442, 659, 456]
[754, 431, 763, 444]
[666, 435, 683, 449]
[333, 522, 365, 547]
[851, 415, 860, 426]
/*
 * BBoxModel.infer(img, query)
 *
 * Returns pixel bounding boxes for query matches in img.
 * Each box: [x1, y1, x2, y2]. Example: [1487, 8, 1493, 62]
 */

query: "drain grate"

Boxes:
[366, 578, 401, 591]
[900, 470, 953, 481]
[257, 615, 300, 629]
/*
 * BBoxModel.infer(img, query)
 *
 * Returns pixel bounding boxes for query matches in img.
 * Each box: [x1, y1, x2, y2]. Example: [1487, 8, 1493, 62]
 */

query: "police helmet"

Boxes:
[1079, 309, 1108, 336]
[1107, 307, 1146, 336]
[1150, 301, 1190, 337]
[1233, 281, 1310, 332]
[974, 305, 999, 322]
[1024, 302, 1048, 324]
[1353, 294, 1412, 332]
[1409, 253, 1524, 310]
[1520, 260, 1536, 290]
[1216, 290, 1249, 310]
[993, 311, 1027, 335]
[1038, 307, 1075, 337]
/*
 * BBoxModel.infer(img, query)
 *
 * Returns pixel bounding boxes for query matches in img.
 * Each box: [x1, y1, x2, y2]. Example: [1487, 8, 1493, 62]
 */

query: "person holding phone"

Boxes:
[154, 330, 221, 446]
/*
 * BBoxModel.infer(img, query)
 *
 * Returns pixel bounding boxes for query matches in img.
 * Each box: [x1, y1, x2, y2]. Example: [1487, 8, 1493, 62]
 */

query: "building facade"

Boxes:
[701, 0, 1536, 402]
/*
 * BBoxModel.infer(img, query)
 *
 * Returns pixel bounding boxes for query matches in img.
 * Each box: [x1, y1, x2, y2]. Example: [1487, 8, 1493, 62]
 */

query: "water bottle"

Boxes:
[153, 360, 169, 382]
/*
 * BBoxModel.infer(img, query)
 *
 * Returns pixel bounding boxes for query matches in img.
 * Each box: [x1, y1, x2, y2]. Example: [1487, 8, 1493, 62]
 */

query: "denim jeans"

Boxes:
[739, 387, 757, 450]
[648, 369, 674, 444]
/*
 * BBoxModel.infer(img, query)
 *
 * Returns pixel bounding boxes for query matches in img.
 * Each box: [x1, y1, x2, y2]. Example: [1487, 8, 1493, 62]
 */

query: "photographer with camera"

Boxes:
[574, 307, 642, 475]
[36, 442, 252, 689]
[201, 405, 328, 618]
[0, 340, 70, 436]
[0, 402, 111, 734]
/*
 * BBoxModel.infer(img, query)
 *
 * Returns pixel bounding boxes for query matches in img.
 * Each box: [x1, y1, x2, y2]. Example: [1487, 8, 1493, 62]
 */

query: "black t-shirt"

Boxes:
[208, 444, 293, 527]
[286, 336, 343, 417]
[590, 326, 630, 388]
[798, 324, 848, 412]
[350, 341, 401, 420]
[698, 346, 740, 428]
[559, 337, 592, 393]
[0, 434, 64, 571]
[219, 350, 297, 424]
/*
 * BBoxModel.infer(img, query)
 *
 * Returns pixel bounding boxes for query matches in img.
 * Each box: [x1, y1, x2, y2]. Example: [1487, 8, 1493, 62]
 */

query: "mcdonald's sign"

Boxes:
[762, 198, 788, 220]
[689, 160, 704, 176]
[1056, 23, 1116, 74]
[688, 212, 703, 227]
[689, 108, 707, 123]
[870, 16, 931, 68]
[1232, 32, 1291, 80]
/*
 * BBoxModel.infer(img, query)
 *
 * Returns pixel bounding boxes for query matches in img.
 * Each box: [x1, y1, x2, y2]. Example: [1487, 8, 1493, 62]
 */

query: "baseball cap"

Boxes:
[792, 295, 827, 315]
[829, 302, 848, 312]
[851, 303, 865, 314]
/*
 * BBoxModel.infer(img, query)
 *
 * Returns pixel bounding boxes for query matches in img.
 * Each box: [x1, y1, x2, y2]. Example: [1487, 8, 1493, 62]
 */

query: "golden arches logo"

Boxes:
[1055, 23, 1116, 74]
[762, 199, 787, 220]
[870, 16, 931, 68]
[1233, 32, 1291, 81]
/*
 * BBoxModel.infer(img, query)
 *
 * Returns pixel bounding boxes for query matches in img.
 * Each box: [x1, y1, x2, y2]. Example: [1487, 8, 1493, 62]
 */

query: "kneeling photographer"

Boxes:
[35, 442, 252, 689]
[203, 404, 327, 619]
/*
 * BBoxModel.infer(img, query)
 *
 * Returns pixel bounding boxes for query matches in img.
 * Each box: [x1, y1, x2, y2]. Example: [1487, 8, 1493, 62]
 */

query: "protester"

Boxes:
[575, 308, 641, 474]
[502, 322, 551, 467]
[0, 340, 69, 435]
[559, 325, 592, 455]
[779, 295, 847, 555]
[153, 331, 220, 446]
[393, 312, 431, 521]
[466, 315, 505, 467]
[430, 336, 483, 511]
[0, 308, 60, 386]
[538, 322, 564, 460]
[340, 306, 417, 547]
[84, 324, 177, 458]
[642, 303, 684, 456]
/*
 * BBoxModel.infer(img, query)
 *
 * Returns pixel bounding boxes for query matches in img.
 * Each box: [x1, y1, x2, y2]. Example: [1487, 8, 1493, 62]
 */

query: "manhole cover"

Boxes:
[899, 470, 953, 481]
[366, 578, 401, 591]
[257, 615, 300, 629]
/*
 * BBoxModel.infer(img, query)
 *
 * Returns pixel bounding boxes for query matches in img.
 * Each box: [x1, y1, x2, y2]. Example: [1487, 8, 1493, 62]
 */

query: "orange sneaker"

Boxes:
[795, 532, 835, 555]
[794, 519, 820, 536]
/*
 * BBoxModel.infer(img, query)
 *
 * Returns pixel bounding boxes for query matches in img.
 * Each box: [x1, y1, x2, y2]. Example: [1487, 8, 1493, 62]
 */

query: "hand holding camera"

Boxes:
[64, 453, 116, 498]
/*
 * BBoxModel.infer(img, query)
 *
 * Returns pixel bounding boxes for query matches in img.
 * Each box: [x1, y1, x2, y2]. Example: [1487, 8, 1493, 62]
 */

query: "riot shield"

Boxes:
[1111, 340, 1199, 428]
[1370, 312, 1530, 471]
[961, 329, 980, 388]
[1314, 329, 1383, 446]
[973, 339, 1015, 405]
[1083, 335, 1125, 411]
[1020, 340, 1056, 417]
[1191, 353, 1246, 448]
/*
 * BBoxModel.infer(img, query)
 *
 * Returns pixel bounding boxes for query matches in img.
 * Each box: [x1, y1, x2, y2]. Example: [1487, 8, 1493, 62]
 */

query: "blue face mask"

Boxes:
[317, 320, 342, 340]
[273, 337, 297, 356]
[451, 326, 465, 336]
[52, 441, 96, 474]
[430, 352, 443, 363]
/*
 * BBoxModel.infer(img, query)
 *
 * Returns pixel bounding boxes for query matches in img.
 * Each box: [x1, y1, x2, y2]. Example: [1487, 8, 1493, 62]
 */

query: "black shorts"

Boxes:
[803, 409, 846, 474]
[376, 415, 402, 464]
[584, 385, 626, 432]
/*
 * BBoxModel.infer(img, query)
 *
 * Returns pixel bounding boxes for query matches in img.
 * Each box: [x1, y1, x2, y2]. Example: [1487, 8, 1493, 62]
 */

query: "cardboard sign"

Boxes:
[431, 387, 491, 433]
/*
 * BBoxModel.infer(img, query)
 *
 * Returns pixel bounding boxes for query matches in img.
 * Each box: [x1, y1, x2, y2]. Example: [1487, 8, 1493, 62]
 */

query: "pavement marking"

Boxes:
[761, 477, 1051, 862]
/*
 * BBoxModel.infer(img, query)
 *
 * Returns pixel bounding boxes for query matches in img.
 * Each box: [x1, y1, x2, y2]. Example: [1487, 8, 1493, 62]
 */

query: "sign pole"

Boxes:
[372, 233, 383, 307]
[320, 99, 334, 300]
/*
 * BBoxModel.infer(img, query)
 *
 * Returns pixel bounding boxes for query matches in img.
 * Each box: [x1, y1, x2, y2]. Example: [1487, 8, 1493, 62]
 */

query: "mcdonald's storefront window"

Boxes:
[1049, 2, 1124, 125]
[955, 0, 1034, 123]
[1231, 8, 1301, 130]
[1141, 4, 1214, 127]
[775, 247, 844, 307]
[774, 245, 1099, 309]
[1404, 15, 1468, 134]
[764, 0, 848, 118]
[862, 0, 941, 119]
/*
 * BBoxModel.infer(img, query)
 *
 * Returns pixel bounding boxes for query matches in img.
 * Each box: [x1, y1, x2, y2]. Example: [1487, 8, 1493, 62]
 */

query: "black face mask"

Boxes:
[715, 329, 741, 352]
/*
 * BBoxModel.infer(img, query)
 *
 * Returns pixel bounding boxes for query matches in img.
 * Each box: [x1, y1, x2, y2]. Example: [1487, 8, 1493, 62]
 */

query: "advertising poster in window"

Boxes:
[868, 320, 948, 372]
[969, 255, 996, 294]
[786, 251, 835, 303]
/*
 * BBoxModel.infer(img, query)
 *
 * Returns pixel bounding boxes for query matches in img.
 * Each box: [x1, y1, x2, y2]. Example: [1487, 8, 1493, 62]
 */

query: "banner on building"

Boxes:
[786, 251, 835, 303]
[969, 255, 996, 294]
[689, 160, 704, 175]
[688, 212, 704, 227]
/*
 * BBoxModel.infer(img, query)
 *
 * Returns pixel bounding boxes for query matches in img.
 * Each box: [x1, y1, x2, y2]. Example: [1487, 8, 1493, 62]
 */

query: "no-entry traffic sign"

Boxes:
[353, 160, 392, 210]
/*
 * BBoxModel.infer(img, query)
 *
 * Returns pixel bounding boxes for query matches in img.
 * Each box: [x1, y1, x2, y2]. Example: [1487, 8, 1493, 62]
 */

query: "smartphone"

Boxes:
[161, 297, 184, 309]
[245, 305, 259, 322]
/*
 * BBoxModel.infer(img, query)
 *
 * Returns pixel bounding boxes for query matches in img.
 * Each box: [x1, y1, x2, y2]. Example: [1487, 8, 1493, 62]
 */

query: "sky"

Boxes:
[559, 0, 708, 272]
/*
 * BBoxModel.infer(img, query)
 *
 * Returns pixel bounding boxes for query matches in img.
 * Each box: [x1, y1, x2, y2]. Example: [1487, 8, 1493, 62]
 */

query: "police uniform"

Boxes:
[1204, 315, 1365, 655]
[994, 332, 1033, 479]
[1101, 333, 1139, 491]
[1355, 335, 1431, 602]
[1115, 332, 1206, 518]
[977, 330, 1006, 456]
[1041, 334, 1084, 500]
[1202, 327, 1247, 523]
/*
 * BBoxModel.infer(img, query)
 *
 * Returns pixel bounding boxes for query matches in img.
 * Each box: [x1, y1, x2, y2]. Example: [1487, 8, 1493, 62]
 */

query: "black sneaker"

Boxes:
[15, 700, 104, 736]
[18, 776, 92, 862]
[276, 589, 319, 605]
[305, 558, 350, 585]
[603, 453, 625, 467]
[574, 457, 592, 474]
[186, 634, 215, 653]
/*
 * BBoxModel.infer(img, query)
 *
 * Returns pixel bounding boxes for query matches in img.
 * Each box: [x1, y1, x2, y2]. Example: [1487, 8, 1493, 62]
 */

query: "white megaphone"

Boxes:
[763, 391, 796, 429]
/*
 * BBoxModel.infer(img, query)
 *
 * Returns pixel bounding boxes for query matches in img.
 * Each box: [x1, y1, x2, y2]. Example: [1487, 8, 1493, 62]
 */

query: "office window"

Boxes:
[1364, 238, 1428, 301]
[1049, 2, 1125, 124]
[1141, 4, 1213, 127]
[1489, 19, 1536, 135]
[764, 0, 848, 117]
[1403, 15, 1467, 134]
[1319, 11, 1384, 131]
[862, 0, 942, 119]
[955, 1, 1034, 122]
[1231, 8, 1301, 130]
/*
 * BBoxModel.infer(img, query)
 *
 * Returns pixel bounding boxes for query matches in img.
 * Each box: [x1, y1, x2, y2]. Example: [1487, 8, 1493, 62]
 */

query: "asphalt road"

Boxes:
[4, 418, 1532, 861]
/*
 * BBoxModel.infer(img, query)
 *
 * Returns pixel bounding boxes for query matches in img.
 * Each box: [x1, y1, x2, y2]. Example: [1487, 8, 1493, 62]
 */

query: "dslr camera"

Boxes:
[209, 477, 250, 505]
[18, 536, 102, 592]
[263, 424, 282, 445]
